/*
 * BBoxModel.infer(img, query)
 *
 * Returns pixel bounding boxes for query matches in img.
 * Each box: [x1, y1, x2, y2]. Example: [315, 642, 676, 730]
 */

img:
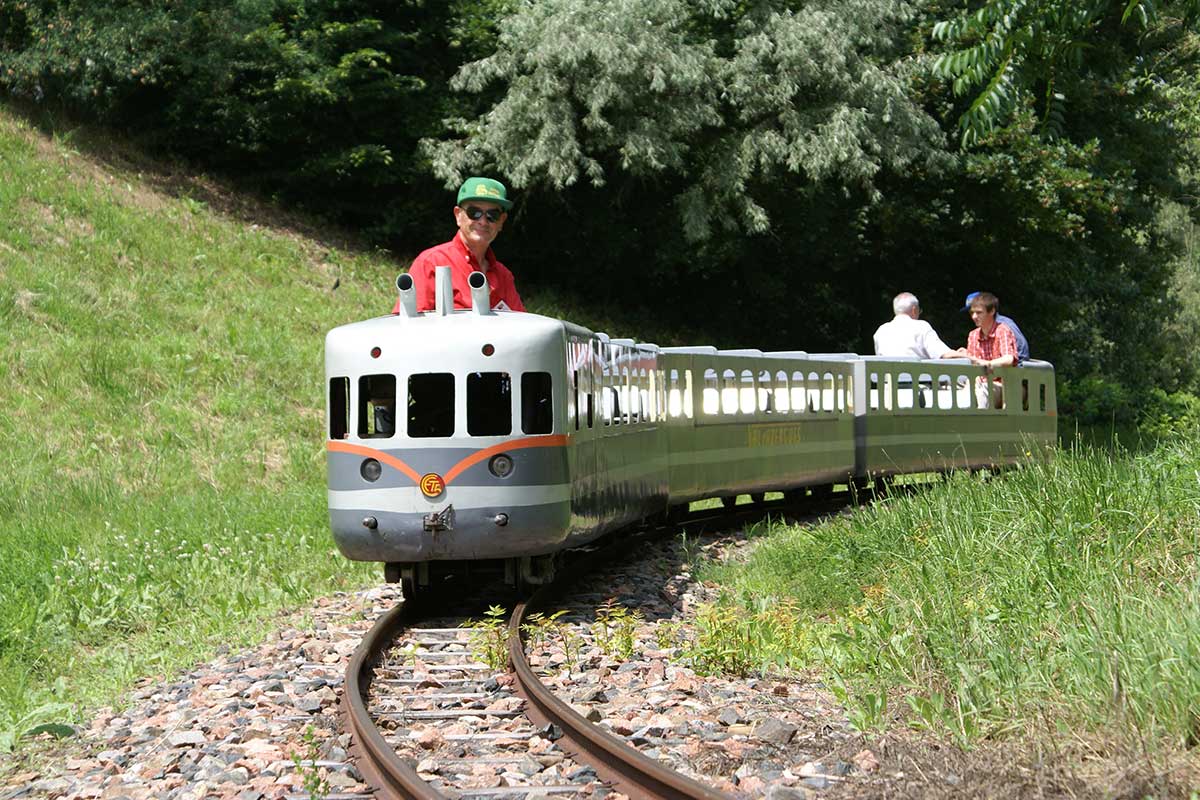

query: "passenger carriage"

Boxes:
[325, 268, 1056, 597]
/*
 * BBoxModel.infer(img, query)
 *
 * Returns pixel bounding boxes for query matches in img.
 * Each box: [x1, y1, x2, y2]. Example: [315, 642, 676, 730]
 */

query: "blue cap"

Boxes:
[961, 292, 980, 311]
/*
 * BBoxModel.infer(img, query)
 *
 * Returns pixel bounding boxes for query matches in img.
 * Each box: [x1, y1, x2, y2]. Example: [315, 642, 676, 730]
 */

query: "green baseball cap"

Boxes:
[456, 177, 512, 210]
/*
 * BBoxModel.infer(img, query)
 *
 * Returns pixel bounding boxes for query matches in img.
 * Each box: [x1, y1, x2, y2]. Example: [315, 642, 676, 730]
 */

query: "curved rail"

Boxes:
[340, 600, 442, 800]
[509, 585, 733, 800]
[340, 497, 856, 798]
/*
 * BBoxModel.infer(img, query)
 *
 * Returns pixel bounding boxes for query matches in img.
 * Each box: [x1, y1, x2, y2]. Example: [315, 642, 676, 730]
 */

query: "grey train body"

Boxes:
[325, 270, 1056, 588]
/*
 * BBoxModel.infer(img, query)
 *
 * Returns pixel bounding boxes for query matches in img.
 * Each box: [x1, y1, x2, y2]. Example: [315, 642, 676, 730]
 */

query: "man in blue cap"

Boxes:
[392, 176, 525, 313]
[962, 291, 1028, 363]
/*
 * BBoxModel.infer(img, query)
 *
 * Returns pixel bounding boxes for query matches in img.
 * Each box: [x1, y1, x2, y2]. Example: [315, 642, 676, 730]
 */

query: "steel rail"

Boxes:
[341, 493, 856, 799]
[507, 545, 734, 800]
[341, 600, 442, 800]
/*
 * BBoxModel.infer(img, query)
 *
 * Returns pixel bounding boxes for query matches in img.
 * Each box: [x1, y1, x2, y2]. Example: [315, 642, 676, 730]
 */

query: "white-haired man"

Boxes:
[873, 292, 965, 360]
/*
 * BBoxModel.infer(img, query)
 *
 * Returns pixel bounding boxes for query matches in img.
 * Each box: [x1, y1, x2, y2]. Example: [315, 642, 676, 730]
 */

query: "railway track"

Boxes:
[340, 491, 866, 799]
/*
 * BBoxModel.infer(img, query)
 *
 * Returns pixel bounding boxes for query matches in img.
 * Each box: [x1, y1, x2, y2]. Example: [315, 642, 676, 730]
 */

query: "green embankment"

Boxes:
[0, 109, 395, 749]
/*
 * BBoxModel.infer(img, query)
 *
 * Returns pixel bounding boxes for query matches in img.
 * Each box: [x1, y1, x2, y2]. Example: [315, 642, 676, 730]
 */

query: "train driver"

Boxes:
[391, 176, 526, 314]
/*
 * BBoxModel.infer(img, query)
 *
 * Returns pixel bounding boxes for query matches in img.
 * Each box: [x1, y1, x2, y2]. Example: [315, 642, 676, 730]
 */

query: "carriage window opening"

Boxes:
[576, 371, 585, 431]
[1021, 378, 1030, 412]
[468, 372, 512, 436]
[358, 374, 396, 438]
[868, 372, 880, 411]
[660, 369, 668, 421]
[837, 374, 847, 412]
[408, 373, 454, 438]
[681, 370, 692, 418]
[605, 385, 620, 425]
[739, 370, 756, 414]
[805, 372, 820, 412]
[624, 368, 637, 424]
[771, 371, 788, 413]
[790, 371, 805, 414]
[330, 377, 350, 440]
[1039, 382, 1047, 412]
[522, 372, 553, 434]
[657, 367, 667, 419]
[721, 369, 738, 415]
[642, 369, 654, 423]
[916, 373, 932, 410]
[756, 369, 772, 413]
[703, 369, 720, 415]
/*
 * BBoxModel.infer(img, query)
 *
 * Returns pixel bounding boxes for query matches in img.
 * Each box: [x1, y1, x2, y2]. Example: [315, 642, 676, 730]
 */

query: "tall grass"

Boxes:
[0, 109, 397, 749]
[699, 434, 1200, 749]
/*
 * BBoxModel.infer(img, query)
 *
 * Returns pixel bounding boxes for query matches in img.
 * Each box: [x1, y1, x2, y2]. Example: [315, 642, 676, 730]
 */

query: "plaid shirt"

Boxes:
[967, 321, 1019, 363]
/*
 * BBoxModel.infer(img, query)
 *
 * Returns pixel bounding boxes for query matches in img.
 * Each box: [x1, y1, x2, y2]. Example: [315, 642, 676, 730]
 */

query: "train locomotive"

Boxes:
[326, 267, 1056, 598]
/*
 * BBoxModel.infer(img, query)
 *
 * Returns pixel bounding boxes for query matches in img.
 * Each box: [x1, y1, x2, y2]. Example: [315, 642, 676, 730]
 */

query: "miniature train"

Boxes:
[325, 268, 1056, 597]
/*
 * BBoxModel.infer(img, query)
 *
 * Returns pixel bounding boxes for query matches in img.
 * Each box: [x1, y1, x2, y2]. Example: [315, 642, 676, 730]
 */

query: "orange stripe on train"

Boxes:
[327, 435, 569, 487]
[326, 441, 422, 483]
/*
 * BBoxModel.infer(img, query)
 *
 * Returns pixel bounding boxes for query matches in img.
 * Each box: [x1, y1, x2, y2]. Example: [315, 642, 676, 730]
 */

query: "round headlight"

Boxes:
[361, 458, 382, 482]
[489, 454, 514, 478]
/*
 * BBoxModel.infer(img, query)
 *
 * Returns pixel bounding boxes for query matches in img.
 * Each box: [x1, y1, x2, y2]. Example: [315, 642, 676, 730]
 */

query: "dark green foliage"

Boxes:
[0, 0, 513, 239]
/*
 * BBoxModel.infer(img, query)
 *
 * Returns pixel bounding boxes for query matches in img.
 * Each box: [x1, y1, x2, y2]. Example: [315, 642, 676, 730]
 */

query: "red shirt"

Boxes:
[967, 321, 1018, 363]
[391, 234, 525, 314]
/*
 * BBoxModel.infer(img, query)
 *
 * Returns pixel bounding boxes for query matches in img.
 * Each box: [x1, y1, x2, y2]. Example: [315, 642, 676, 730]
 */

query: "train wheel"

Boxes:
[721, 496, 738, 510]
[385, 562, 419, 602]
[400, 574, 418, 603]
[750, 492, 765, 505]
[810, 484, 833, 501]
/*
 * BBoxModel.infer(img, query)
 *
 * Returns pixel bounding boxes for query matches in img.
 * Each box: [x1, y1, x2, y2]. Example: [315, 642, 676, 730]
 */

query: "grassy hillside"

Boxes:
[0, 107, 408, 748]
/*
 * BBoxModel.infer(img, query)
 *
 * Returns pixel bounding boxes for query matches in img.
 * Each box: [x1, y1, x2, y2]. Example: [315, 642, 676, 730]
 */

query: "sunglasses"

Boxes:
[462, 206, 503, 223]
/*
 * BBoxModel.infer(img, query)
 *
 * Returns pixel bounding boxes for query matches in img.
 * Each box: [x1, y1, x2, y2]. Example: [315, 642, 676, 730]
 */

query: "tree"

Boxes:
[931, 0, 1200, 146]
[424, 0, 947, 242]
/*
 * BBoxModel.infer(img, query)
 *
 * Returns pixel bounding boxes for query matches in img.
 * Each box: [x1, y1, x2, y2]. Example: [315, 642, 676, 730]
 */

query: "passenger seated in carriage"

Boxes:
[964, 292, 1019, 408]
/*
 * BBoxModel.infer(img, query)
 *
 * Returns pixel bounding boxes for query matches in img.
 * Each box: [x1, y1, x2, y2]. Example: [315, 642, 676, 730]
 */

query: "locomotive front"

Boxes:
[324, 273, 571, 590]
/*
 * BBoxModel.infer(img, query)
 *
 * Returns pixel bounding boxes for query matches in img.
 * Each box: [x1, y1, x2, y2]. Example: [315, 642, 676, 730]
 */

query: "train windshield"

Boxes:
[408, 373, 454, 437]
[468, 372, 512, 436]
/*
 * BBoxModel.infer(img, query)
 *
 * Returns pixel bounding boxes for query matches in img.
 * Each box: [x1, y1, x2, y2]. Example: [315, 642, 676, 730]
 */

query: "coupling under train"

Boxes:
[326, 268, 1056, 597]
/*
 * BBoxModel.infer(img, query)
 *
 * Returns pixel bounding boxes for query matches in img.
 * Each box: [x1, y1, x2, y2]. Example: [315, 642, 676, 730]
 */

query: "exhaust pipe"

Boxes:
[434, 265, 453, 316]
[468, 271, 492, 315]
[395, 273, 417, 317]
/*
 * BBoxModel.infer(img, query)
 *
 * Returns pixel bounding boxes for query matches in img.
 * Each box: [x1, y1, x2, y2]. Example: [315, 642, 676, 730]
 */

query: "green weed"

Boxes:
[464, 606, 509, 671]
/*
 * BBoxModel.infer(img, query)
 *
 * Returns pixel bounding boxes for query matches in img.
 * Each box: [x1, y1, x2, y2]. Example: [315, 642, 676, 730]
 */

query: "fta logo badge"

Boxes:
[420, 472, 446, 498]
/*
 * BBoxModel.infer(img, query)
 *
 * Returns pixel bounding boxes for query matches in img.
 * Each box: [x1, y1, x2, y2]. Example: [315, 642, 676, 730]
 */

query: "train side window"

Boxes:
[668, 370, 681, 418]
[358, 374, 396, 438]
[916, 373, 932, 410]
[572, 369, 580, 431]
[737, 370, 755, 414]
[1039, 382, 1047, 412]
[773, 370, 789, 412]
[807, 372, 822, 412]
[684, 369, 694, 419]
[330, 377, 350, 439]
[624, 367, 637, 424]
[522, 372, 553, 434]
[791, 371, 806, 414]
[1021, 378, 1030, 412]
[468, 372, 512, 436]
[703, 369, 719, 415]
[768, 371, 787, 412]
[408, 373, 454, 438]
[722, 369, 738, 415]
